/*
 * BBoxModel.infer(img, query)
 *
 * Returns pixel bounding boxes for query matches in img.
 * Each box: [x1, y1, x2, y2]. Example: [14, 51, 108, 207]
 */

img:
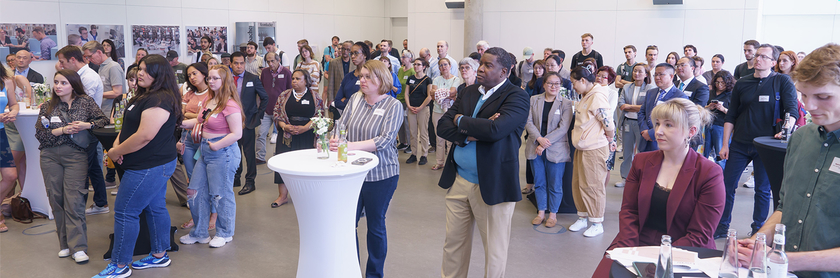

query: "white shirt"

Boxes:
[626, 85, 642, 119]
[77, 64, 104, 107]
[478, 79, 506, 101]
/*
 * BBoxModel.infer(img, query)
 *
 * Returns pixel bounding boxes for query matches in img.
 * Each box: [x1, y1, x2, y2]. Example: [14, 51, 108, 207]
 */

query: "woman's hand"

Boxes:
[208, 141, 220, 151]
[329, 137, 339, 152]
[609, 141, 617, 152]
[107, 149, 123, 165]
[176, 142, 185, 155]
[536, 137, 552, 148]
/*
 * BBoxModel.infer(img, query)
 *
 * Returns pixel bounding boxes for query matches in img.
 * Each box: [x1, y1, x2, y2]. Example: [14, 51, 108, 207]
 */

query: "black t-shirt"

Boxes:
[540, 101, 552, 137]
[118, 91, 179, 170]
[571, 50, 604, 68]
[406, 75, 432, 107]
[709, 90, 732, 126]
[733, 62, 755, 80]
[724, 72, 798, 144]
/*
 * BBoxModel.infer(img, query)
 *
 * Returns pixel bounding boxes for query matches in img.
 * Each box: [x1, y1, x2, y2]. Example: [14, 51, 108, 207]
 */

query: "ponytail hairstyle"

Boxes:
[570, 65, 597, 83]
[650, 98, 713, 141]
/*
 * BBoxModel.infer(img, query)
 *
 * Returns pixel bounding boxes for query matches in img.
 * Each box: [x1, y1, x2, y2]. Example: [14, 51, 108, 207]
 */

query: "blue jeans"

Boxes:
[85, 141, 107, 207]
[111, 159, 176, 265]
[718, 140, 771, 233]
[181, 130, 199, 180]
[188, 136, 240, 239]
[703, 125, 727, 169]
[356, 175, 399, 278]
[531, 155, 566, 213]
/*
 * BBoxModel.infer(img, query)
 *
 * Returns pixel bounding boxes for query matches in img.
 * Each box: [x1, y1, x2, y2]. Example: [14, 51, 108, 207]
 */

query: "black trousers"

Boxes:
[84, 140, 107, 207]
[235, 127, 257, 186]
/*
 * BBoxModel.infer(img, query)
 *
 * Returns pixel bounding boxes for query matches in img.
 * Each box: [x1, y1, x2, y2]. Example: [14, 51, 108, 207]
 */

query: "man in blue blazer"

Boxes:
[638, 63, 687, 152]
[437, 47, 530, 278]
[230, 52, 268, 195]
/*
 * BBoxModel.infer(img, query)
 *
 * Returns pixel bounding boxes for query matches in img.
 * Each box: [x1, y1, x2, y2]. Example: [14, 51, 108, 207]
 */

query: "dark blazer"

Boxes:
[677, 77, 710, 106]
[638, 86, 687, 152]
[25, 68, 45, 84]
[609, 150, 725, 250]
[239, 71, 269, 129]
[437, 79, 530, 205]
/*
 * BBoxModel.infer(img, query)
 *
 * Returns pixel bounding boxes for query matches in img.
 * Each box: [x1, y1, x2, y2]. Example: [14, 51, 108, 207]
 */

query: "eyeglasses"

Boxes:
[546, 82, 563, 87]
[676, 63, 692, 68]
[755, 54, 775, 61]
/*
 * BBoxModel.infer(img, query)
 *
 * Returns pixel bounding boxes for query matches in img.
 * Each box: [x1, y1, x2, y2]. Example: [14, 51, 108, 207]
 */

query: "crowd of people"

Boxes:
[0, 30, 839, 278]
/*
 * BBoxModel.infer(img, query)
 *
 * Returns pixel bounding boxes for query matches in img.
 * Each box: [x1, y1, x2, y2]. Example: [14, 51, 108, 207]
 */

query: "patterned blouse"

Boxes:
[272, 88, 325, 146]
[35, 95, 109, 151]
[296, 60, 321, 94]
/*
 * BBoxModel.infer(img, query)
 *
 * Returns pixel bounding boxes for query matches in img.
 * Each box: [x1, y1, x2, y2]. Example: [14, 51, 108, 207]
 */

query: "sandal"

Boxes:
[521, 187, 534, 195]
[180, 219, 194, 229]
[431, 164, 444, 170]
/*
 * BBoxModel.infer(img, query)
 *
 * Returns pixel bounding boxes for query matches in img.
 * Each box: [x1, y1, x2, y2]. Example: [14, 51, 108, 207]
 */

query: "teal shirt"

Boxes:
[778, 124, 840, 278]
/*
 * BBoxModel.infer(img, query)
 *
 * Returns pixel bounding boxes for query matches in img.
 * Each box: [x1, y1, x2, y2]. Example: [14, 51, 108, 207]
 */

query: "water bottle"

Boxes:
[719, 229, 740, 278]
[337, 125, 348, 163]
[655, 235, 674, 278]
[767, 224, 789, 278]
[748, 233, 768, 278]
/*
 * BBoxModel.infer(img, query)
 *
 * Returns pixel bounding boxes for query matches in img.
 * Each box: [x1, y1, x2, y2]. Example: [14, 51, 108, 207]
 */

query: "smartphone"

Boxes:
[632, 262, 657, 278]
[710, 100, 720, 104]
[351, 157, 372, 165]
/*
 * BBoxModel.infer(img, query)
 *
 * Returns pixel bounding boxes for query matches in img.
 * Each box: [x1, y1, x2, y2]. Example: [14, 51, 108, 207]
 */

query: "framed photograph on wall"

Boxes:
[65, 24, 126, 61]
[131, 25, 180, 57]
[186, 26, 227, 55]
[0, 23, 58, 60]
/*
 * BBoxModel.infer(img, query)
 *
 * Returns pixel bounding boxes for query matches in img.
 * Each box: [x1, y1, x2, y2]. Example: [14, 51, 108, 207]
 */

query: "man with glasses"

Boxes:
[674, 57, 709, 106]
[257, 52, 292, 163]
[734, 40, 760, 80]
[325, 41, 354, 119]
[715, 44, 798, 238]
[638, 63, 687, 152]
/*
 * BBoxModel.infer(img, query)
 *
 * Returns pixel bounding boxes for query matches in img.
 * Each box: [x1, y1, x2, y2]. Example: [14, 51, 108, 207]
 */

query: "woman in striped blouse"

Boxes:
[329, 60, 404, 278]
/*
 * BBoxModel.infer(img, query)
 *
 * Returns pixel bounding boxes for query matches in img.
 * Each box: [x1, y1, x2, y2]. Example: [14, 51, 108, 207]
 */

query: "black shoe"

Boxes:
[404, 146, 412, 154]
[256, 159, 266, 165]
[397, 143, 409, 150]
[406, 155, 417, 164]
[418, 156, 427, 165]
[238, 184, 255, 195]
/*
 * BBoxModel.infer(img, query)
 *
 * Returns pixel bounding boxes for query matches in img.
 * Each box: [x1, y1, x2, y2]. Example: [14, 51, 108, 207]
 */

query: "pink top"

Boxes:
[183, 89, 208, 115]
[202, 99, 241, 135]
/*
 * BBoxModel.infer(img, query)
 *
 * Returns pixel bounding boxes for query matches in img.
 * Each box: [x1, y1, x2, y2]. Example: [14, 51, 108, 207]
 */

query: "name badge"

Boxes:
[403, 76, 408, 80]
[528, 69, 533, 73]
[685, 90, 693, 97]
[301, 99, 310, 105]
[50, 116, 61, 123]
[639, 92, 647, 97]
[830, 157, 840, 174]
[176, 70, 183, 74]
[355, 80, 361, 86]
[554, 109, 561, 115]
[409, 79, 415, 84]
[373, 108, 385, 116]
[246, 82, 254, 87]
[759, 95, 770, 102]
[211, 113, 219, 118]
[278, 74, 284, 78]
[127, 104, 135, 111]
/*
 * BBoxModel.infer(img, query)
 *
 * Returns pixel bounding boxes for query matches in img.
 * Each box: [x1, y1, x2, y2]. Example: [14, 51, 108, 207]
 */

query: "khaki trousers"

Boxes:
[441, 175, 516, 278]
[571, 146, 609, 222]
[169, 159, 189, 205]
[432, 111, 452, 166]
[41, 145, 89, 253]
[407, 106, 430, 158]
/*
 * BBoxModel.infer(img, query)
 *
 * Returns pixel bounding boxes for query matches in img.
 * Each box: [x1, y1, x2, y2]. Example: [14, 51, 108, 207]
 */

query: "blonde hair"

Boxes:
[208, 65, 245, 124]
[650, 98, 713, 140]
[362, 60, 393, 95]
[792, 43, 840, 87]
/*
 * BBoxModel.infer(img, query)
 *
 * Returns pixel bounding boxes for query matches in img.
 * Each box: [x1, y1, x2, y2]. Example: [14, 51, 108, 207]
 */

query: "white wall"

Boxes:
[409, 0, 765, 74]
[0, 0, 389, 84]
[761, 0, 840, 56]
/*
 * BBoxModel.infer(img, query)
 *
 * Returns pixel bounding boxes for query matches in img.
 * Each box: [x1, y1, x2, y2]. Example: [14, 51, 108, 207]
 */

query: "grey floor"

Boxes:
[0, 142, 760, 278]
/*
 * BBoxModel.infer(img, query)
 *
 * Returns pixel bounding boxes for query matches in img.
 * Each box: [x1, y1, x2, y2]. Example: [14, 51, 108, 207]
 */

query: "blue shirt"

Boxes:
[334, 71, 359, 110]
[453, 80, 505, 184]
[388, 72, 402, 99]
[0, 88, 7, 129]
[14, 67, 29, 78]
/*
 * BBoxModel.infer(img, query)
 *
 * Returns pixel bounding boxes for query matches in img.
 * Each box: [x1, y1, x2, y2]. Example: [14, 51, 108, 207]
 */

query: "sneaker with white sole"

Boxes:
[583, 224, 604, 237]
[85, 205, 109, 215]
[209, 236, 233, 248]
[743, 176, 755, 188]
[615, 180, 625, 188]
[568, 218, 588, 232]
[180, 234, 211, 245]
[72, 251, 89, 264]
[105, 181, 117, 189]
[93, 264, 132, 278]
[58, 249, 71, 258]
[111, 189, 118, 196]
[270, 133, 277, 144]
[131, 253, 171, 269]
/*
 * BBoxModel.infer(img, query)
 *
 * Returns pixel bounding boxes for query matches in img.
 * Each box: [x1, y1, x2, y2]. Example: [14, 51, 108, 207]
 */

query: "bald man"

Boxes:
[14, 50, 44, 83]
[428, 40, 458, 80]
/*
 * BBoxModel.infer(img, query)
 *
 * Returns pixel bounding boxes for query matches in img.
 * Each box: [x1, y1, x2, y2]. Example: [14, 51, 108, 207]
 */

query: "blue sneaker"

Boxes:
[92, 264, 132, 278]
[130, 253, 171, 269]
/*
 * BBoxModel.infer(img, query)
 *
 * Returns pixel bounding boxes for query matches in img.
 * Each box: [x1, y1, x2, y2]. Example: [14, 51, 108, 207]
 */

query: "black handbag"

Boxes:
[59, 109, 95, 148]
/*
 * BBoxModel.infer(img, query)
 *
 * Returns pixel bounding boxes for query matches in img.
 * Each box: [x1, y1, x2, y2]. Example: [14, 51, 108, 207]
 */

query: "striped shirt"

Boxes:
[336, 92, 404, 182]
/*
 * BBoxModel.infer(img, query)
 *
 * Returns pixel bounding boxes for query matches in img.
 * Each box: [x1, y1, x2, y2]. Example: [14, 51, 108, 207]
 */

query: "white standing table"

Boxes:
[267, 149, 378, 278]
[13, 108, 53, 219]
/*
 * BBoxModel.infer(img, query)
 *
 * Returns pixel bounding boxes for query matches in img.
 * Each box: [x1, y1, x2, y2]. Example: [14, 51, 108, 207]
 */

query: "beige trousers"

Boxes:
[407, 106, 430, 158]
[571, 146, 609, 222]
[441, 175, 516, 278]
[431, 111, 452, 166]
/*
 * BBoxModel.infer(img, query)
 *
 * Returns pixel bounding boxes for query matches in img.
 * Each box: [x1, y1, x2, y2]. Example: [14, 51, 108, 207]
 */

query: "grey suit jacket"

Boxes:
[617, 82, 650, 128]
[524, 93, 573, 163]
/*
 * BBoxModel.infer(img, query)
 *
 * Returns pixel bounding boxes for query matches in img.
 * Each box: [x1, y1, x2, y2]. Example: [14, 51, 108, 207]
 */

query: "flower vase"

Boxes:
[316, 135, 330, 159]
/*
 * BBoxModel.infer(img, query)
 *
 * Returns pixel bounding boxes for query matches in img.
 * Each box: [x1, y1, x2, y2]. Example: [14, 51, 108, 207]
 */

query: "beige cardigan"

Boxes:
[524, 93, 573, 163]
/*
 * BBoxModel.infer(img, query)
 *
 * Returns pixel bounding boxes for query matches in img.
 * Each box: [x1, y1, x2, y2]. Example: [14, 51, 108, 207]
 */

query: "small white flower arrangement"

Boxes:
[32, 83, 52, 106]
[310, 110, 332, 159]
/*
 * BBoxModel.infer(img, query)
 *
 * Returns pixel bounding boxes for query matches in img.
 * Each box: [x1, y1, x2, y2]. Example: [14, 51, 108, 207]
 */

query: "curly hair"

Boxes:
[711, 70, 736, 93]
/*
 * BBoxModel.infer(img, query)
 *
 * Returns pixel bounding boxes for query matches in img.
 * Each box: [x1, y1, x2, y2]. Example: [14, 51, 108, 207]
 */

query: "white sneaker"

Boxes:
[111, 189, 118, 196]
[615, 180, 625, 188]
[743, 176, 755, 188]
[85, 205, 109, 215]
[270, 133, 277, 144]
[209, 236, 233, 248]
[105, 181, 117, 189]
[583, 224, 604, 237]
[72, 251, 89, 264]
[568, 218, 588, 232]
[58, 249, 71, 258]
[180, 234, 211, 245]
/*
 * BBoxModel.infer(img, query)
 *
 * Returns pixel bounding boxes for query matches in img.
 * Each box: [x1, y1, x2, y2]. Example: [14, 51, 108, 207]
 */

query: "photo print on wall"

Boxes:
[0, 23, 58, 60]
[131, 25, 181, 57]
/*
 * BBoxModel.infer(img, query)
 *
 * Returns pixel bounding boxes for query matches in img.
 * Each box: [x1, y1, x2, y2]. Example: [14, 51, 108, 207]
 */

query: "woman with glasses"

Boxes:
[405, 58, 432, 165]
[334, 42, 370, 113]
[595, 66, 619, 188]
[525, 71, 573, 228]
[456, 57, 479, 95]
[616, 63, 651, 187]
[429, 58, 462, 170]
[705, 71, 734, 169]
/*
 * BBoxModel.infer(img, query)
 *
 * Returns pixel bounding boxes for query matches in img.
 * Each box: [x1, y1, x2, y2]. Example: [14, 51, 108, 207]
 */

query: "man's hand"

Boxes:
[453, 114, 463, 125]
[736, 239, 757, 267]
[641, 130, 652, 141]
[489, 113, 501, 121]
[719, 145, 729, 160]
[467, 136, 478, 141]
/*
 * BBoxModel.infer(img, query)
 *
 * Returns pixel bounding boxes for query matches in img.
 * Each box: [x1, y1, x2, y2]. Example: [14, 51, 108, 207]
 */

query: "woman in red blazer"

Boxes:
[592, 98, 725, 277]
